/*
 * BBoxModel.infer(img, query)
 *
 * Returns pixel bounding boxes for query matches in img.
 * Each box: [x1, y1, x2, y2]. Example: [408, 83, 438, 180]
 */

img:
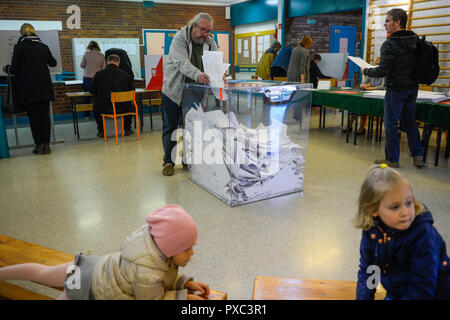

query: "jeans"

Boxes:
[161, 88, 206, 165]
[383, 90, 422, 162]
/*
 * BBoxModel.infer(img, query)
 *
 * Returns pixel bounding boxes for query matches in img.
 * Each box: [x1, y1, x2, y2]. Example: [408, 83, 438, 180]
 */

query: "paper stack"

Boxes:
[184, 108, 305, 206]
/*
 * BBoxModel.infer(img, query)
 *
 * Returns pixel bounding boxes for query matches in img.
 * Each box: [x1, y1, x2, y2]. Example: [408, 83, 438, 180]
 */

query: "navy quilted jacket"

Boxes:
[356, 209, 450, 300]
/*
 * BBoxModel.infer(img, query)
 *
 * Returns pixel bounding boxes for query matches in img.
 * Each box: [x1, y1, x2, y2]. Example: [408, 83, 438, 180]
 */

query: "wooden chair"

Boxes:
[73, 103, 93, 139]
[102, 91, 140, 145]
[273, 77, 288, 81]
[0, 235, 227, 300]
[252, 276, 386, 300]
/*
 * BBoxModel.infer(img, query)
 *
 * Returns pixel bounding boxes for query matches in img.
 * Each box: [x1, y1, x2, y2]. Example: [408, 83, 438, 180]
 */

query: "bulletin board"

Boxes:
[72, 38, 141, 80]
[235, 30, 275, 68]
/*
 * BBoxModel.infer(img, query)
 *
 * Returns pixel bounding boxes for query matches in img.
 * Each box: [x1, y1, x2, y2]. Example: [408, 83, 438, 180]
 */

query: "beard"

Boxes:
[192, 35, 207, 45]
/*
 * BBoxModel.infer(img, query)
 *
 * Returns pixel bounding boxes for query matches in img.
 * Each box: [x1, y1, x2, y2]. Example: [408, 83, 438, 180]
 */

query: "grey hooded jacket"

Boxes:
[162, 25, 218, 105]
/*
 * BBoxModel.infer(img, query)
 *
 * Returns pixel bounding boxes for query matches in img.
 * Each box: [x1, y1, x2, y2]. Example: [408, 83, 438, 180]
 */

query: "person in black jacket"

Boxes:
[309, 53, 331, 89]
[104, 48, 134, 80]
[89, 54, 135, 137]
[4, 23, 57, 155]
[361, 8, 424, 168]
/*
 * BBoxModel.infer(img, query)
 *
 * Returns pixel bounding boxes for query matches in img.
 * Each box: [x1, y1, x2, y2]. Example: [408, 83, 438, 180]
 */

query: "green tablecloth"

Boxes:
[311, 88, 450, 130]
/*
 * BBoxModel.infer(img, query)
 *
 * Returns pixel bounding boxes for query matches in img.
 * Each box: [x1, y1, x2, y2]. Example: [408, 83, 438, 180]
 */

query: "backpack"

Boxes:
[414, 35, 440, 85]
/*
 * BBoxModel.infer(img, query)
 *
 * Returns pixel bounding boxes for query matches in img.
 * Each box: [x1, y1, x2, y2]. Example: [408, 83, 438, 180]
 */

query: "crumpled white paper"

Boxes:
[202, 51, 230, 101]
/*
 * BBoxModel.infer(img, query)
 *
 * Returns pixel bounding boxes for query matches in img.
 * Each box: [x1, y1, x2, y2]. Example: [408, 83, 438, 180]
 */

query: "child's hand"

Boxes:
[185, 281, 210, 298]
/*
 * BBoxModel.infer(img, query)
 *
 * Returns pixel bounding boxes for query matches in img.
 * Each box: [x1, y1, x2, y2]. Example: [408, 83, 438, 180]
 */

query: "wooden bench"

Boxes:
[0, 235, 226, 300]
[252, 276, 386, 300]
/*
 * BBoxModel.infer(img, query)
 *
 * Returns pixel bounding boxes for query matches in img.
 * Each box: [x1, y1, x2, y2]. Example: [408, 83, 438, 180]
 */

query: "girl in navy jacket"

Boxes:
[354, 164, 449, 300]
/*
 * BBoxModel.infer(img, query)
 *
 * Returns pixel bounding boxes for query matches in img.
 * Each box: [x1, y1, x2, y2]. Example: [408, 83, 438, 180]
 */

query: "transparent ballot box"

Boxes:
[179, 80, 312, 206]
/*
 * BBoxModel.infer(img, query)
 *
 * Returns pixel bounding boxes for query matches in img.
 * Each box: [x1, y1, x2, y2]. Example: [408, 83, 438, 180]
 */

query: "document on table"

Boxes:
[348, 56, 377, 69]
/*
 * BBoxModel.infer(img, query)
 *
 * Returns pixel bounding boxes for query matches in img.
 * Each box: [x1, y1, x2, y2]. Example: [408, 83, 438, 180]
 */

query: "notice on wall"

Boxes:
[243, 50, 249, 58]
[238, 39, 242, 53]
[251, 36, 256, 62]
[244, 40, 248, 50]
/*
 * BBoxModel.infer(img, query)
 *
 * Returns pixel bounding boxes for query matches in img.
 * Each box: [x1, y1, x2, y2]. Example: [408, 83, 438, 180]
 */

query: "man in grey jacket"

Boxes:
[161, 13, 218, 176]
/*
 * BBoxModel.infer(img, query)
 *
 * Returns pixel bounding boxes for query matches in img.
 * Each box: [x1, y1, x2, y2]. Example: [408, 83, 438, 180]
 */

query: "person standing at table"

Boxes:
[256, 41, 281, 80]
[3, 23, 57, 155]
[161, 12, 218, 177]
[270, 43, 297, 79]
[361, 8, 424, 168]
[287, 36, 313, 83]
[89, 54, 134, 138]
[80, 41, 106, 119]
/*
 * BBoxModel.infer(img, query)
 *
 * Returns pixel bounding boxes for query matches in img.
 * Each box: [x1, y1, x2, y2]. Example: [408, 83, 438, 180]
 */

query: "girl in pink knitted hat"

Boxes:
[0, 205, 210, 300]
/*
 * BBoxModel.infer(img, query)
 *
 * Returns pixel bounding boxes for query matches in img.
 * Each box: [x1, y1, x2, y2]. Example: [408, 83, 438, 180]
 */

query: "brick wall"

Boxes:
[0, 0, 234, 115]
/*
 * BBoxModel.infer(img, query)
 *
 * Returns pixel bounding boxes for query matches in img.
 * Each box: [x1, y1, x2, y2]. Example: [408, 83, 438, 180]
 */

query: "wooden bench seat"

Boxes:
[252, 276, 386, 300]
[0, 235, 226, 300]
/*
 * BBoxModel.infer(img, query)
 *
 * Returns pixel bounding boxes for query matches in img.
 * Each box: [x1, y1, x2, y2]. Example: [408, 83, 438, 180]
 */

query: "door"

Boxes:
[330, 26, 357, 86]
[211, 31, 231, 74]
[143, 30, 177, 55]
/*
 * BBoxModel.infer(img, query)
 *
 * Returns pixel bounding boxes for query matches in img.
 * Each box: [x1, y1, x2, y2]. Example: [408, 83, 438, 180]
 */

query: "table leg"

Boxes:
[71, 98, 77, 135]
[322, 107, 326, 129]
[319, 106, 322, 128]
[353, 115, 358, 145]
[422, 124, 432, 163]
[49, 102, 56, 143]
[435, 127, 442, 166]
[445, 132, 449, 159]
[346, 112, 351, 143]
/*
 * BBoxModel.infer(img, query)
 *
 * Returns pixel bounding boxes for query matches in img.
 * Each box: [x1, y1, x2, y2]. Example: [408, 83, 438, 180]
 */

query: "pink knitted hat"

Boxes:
[146, 205, 198, 258]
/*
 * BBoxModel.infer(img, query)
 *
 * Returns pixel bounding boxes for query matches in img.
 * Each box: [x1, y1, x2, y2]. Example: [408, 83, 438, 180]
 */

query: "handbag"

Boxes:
[2, 67, 25, 114]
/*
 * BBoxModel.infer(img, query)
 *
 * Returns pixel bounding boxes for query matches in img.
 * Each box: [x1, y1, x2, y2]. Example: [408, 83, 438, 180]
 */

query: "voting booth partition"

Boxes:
[181, 80, 312, 206]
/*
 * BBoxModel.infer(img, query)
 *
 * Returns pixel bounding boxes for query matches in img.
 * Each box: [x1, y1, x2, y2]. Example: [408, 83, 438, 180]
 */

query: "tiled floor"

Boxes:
[1, 109, 449, 299]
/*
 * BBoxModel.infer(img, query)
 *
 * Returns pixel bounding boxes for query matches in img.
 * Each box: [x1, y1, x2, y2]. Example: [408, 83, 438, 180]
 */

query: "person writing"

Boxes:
[0, 205, 211, 300]
[80, 40, 106, 119]
[161, 13, 219, 176]
[3, 23, 57, 155]
[89, 54, 134, 138]
[361, 8, 424, 168]
[354, 164, 450, 300]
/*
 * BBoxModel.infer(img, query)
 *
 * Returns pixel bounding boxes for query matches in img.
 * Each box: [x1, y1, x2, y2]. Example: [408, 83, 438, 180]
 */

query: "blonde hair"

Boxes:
[353, 165, 425, 230]
[87, 41, 100, 51]
[20, 23, 36, 36]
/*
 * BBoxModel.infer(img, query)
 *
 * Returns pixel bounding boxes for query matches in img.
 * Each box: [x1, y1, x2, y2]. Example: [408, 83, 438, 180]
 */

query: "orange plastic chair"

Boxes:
[102, 91, 140, 145]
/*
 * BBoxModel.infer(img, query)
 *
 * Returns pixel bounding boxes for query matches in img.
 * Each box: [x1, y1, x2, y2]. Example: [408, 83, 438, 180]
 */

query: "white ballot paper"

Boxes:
[348, 56, 377, 69]
[202, 51, 230, 101]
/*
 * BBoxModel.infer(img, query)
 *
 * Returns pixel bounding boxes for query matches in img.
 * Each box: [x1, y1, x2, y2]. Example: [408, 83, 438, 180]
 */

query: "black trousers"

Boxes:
[270, 66, 287, 79]
[24, 101, 51, 145]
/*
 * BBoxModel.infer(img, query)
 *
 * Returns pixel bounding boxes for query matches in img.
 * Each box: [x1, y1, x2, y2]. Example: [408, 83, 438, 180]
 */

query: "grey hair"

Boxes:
[386, 8, 408, 29]
[189, 13, 213, 26]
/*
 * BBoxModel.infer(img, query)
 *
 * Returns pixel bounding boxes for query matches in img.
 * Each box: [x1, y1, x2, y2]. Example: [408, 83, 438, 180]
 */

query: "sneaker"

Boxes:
[124, 129, 134, 136]
[162, 163, 174, 176]
[97, 131, 104, 138]
[32, 144, 44, 155]
[43, 143, 51, 154]
[413, 156, 425, 168]
[356, 128, 366, 136]
[374, 159, 400, 168]
[342, 127, 353, 133]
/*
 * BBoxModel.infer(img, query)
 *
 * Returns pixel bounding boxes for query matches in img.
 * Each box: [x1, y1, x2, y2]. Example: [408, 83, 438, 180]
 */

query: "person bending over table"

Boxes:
[89, 54, 134, 138]
[344, 57, 386, 136]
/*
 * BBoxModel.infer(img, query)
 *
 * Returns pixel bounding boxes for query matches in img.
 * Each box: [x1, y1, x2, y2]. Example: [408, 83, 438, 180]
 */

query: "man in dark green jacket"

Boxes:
[362, 8, 424, 168]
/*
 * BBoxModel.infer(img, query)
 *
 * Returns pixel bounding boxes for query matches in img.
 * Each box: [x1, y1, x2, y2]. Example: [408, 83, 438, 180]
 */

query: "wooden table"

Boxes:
[252, 276, 386, 300]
